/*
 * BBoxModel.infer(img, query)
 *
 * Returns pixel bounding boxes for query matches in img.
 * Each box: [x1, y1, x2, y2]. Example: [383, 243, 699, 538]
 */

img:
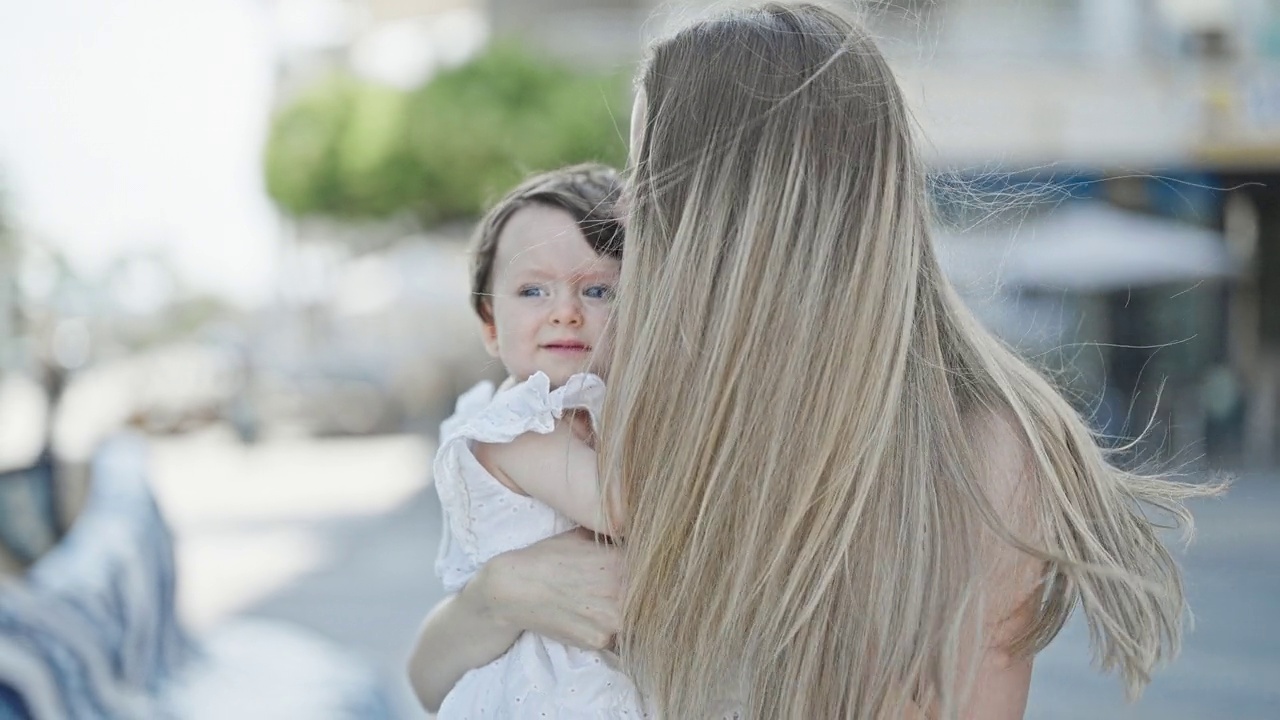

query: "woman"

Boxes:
[411, 4, 1211, 717]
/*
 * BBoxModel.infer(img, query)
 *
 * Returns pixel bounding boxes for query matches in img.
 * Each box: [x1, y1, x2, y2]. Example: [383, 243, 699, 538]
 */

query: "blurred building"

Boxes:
[476, 0, 1280, 464]
[879, 0, 1280, 464]
[258, 0, 1280, 463]
[487, 0, 650, 64]
[271, 0, 486, 96]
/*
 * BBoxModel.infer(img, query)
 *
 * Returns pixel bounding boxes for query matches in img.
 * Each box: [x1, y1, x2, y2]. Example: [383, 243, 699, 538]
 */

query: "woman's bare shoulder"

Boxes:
[962, 407, 1051, 645]
[963, 407, 1037, 513]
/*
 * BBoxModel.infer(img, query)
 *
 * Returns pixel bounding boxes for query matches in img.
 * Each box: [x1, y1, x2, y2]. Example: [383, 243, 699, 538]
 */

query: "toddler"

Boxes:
[432, 164, 642, 718]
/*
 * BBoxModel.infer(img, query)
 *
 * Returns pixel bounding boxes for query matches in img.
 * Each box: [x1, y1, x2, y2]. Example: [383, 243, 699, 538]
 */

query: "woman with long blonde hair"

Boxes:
[410, 3, 1213, 717]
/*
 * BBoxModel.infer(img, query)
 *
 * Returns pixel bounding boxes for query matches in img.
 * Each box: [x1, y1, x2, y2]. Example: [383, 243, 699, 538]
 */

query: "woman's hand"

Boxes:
[476, 527, 624, 650]
[408, 528, 624, 712]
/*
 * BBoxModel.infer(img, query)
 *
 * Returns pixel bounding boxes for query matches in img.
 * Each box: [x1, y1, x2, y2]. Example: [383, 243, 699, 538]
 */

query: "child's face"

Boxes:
[482, 204, 620, 387]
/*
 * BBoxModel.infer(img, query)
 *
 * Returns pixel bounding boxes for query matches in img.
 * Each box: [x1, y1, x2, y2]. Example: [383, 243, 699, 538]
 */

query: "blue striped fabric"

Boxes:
[0, 435, 187, 719]
[0, 435, 396, 719]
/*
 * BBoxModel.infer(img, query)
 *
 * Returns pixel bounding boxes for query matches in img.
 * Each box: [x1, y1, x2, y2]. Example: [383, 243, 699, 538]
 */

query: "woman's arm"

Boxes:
[407, 584, 521, 712]
[903, 602, 1037, 720]
[475, 420, 624, 533]
[957, 413, 1044, 719]
[408, 529, 624, 712]
[906, 413, 1044, 720]
[955, 601, 1037, 719]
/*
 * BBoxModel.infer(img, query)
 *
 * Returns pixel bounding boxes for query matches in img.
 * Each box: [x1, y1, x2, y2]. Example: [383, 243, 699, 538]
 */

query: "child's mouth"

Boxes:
[543, 342, 590, 353]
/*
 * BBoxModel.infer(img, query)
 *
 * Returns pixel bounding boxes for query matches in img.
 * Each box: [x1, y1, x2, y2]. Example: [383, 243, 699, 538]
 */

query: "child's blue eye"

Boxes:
[517, 285, 547, 298]
[583, 285, 614, 300]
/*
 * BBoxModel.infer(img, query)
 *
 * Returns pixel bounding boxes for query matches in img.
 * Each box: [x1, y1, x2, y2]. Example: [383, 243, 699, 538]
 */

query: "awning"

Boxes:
[934, 202, 1238, 294]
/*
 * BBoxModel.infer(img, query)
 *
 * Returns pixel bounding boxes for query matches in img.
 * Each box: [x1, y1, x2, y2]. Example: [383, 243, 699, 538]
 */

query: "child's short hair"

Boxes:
[470, 163, 625, 324]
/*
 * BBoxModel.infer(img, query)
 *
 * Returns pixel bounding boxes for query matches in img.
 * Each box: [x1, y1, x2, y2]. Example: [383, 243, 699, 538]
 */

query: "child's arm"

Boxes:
[474, 420, 624, 534]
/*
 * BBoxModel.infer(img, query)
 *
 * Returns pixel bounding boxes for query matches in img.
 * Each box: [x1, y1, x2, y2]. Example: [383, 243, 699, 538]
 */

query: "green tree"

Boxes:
[264, 44, 629, 226]
[264, 75, 422, 219]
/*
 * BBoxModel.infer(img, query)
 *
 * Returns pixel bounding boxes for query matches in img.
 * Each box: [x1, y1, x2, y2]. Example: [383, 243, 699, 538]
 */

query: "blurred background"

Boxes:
[0, 0, 1276, 717]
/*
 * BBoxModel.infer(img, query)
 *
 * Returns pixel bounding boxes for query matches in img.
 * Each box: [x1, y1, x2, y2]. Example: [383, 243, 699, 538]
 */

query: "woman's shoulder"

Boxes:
[961, 406, 1042, 539]
[964, 409, 1032, 483]
[959, 407, 1049, 626]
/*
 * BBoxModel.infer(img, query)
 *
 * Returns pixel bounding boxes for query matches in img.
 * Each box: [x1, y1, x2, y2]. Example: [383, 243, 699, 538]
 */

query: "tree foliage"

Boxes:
[264, 45, 630, 226]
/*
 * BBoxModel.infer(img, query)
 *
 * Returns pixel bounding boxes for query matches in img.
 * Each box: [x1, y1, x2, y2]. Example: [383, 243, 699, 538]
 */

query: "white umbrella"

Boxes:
[934, 202, 1238, 293]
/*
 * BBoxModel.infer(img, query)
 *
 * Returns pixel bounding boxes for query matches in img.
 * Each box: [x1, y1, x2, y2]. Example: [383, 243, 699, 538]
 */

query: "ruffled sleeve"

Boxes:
[445, 372, 605, 446]
[550, 372, 607, 431]
[432, 372, 606, 591]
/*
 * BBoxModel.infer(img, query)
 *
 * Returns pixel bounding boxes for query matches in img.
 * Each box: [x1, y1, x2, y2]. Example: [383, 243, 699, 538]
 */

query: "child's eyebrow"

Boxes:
[573, 268, 620, 282]
[575, 260, 620, 274]
[507, 266, 557, 279]
[506, 268, 619, 285]
[503, 256, 620, 279]
[499, 253, 558, 277]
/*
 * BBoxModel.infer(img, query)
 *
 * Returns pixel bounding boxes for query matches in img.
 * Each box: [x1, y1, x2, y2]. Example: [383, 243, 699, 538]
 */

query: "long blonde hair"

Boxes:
[600, 3, 1214, 718]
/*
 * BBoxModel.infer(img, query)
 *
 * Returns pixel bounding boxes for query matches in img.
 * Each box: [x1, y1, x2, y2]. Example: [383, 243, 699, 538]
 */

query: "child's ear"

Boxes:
[480, 317, 500, 358]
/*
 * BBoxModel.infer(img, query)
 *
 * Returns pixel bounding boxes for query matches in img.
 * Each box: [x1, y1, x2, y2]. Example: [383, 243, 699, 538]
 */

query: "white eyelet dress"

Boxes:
[433, 371, 648, 719]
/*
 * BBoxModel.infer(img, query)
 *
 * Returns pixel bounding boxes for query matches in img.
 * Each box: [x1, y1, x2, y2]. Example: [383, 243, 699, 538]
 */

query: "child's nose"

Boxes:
[549, 295, 583, 326]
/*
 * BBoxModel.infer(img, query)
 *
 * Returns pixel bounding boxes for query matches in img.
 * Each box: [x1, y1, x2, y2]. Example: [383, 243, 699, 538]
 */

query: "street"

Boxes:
[151, 429, 1279, 719]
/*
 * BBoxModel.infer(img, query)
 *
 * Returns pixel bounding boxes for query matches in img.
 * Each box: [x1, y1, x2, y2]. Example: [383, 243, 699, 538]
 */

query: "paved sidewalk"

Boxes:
[150, 428, 441, 719]
[151, 428, 1280, 719]
[1028, 471, 1280, 718]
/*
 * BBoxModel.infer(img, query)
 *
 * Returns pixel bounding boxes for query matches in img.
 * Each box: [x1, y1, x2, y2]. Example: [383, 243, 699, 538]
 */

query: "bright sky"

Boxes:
[0, 0, 279, 306]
